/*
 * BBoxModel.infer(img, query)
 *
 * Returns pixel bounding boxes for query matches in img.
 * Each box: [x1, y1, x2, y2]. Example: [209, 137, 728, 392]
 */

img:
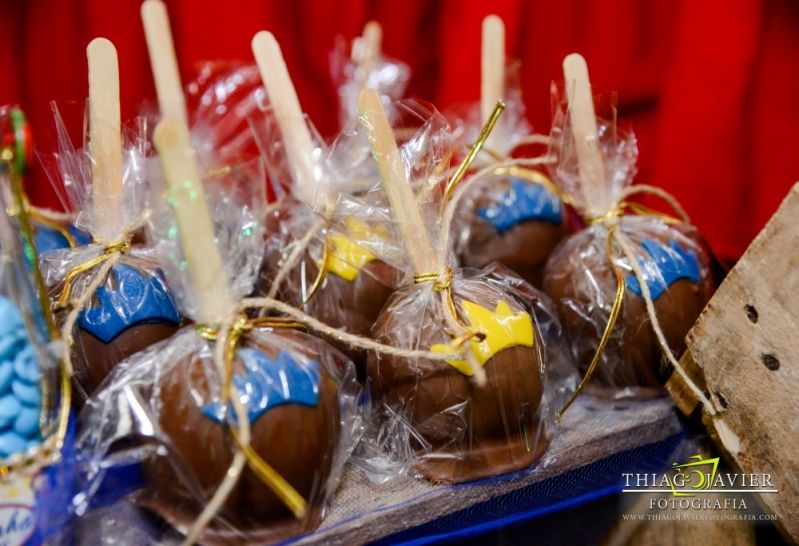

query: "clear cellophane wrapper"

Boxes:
[330, 35, 411, 129]
[543, 98, 714, 398]
[73, 325, 360, 545]
[363, 263, 574, 484]
[37, 103, 184, 403]
[186, 61, 266, 169]
[250, 102, 400, 373]
[447, 65, 567, 287]
[66, 147, 362, 544]
[0, 185, 61, 465]
[333, 100, 575, 483]
[0, 164, 81, 544]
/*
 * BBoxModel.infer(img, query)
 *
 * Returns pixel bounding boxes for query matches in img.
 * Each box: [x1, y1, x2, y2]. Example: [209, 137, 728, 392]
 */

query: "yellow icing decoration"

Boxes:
[431, 300, 534, 376]
[323, 218, 383, 281]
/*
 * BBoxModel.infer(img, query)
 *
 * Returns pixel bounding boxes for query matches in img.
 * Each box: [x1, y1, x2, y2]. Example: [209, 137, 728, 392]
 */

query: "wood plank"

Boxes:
[679, 182, 799, 543]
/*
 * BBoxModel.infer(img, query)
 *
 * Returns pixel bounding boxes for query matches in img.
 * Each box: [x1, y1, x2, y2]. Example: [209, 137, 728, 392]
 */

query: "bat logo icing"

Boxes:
[477, 178, 561, 234]
[431, 300, 534, 376]
[203, 349, 321, 425]
[78, 264, 181, 343]
[626, 239, 701, 300]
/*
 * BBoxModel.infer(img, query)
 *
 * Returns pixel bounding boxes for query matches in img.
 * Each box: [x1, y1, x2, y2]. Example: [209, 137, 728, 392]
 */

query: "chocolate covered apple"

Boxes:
[359, 89, 569, 483]
[542, 54, 714, 399]
[251, 32, 395, 374]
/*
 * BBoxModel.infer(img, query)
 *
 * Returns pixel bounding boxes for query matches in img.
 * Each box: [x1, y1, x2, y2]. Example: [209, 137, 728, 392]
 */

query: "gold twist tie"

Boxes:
[441, 101, 506, 211]
[195, 314, 308, 518]
[556, 225, 625, 420]
[54, 238, 132, 310]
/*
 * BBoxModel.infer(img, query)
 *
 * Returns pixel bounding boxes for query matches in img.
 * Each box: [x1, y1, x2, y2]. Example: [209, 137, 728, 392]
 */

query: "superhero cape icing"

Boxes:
[77, 264, 181, 343]
[477, 178, 561, 233]
[626, 239, 701, 300]
[203, 349, 321, 424]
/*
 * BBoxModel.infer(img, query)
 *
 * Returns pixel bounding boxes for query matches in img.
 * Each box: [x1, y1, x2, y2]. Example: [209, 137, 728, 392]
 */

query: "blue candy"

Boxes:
[14, 406, 40, 437]
[0, 394, 21, 427]
[11, 380, 40, 406]
[0, 335, 19, 361]
[13, 346, 40, 384]
[0, 361, 13, 392]
[0, 431, 27, 458]
[0, 296, 44, 458]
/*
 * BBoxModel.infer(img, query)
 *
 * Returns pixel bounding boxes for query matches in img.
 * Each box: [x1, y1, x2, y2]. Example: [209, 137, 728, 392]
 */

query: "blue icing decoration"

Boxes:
[78, 264, 181, 343]
[0, 431, 26, 458]
[477, 177, 562, 234]
[33, 224, 92, 255]
[626, 239, 701, 300]
[202, 349, 321, 425]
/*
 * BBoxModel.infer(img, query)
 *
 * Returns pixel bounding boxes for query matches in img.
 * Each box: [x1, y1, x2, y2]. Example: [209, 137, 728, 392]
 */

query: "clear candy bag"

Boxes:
[330, 32, 411, 129]
[38, 103, 183, 403]
[542, 96, 714, 399]
[351, 94, 574, 483]
[72, 138, 361, 545]
[0, 126, 77, 544]
[187, 61, 266, 168]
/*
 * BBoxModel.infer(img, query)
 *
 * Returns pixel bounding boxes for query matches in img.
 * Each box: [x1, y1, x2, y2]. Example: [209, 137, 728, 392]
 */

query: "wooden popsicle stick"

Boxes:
[358, 20, 382, 78]
[563, 53, 607, 205]
[251, 31, 324, 207]
[87, 37, 124, 239]
[481, 15, 505, 125]
[358, 88, 435, 275]
[153, 118, 233, 323]
[141, 0, 188, 125]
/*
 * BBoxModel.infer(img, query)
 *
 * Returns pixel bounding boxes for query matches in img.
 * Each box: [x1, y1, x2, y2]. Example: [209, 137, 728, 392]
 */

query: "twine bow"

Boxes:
[413, 267, 488, 385]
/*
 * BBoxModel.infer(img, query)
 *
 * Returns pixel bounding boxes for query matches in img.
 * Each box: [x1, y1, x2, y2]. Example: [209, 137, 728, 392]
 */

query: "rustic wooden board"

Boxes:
[670, 182, 799, 544]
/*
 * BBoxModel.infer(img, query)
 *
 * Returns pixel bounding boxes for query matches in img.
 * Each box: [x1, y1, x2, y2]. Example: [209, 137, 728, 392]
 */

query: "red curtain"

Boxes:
[2, 0, 798, 259]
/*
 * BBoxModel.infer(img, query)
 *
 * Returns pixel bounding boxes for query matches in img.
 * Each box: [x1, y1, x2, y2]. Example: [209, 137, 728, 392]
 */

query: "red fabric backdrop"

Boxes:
[2, 0, 798, 259]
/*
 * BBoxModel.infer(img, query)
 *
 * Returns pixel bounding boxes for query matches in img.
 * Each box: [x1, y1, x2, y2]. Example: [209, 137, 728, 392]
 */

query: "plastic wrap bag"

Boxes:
[0, 131, 74, 544]
[186, 61, 266, 168]
[351, 93, 574, 484]
[71, 135, 361, 545]
[542, 94, 714, 399]
[448, 63, 567, 287]
[0, 105, 92, 257]
[330, 32, 410, 129]
[38, 104, 183, 403]
[251, 97, 398, 376]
